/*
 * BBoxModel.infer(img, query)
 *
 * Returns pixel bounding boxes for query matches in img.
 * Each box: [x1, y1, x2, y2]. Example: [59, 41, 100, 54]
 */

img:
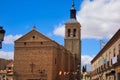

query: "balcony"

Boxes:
[104, 63, 106, 69]
[107, 61, 110, 68]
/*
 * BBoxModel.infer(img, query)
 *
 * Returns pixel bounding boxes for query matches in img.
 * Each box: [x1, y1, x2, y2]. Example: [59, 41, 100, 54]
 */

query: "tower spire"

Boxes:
[72, 0, 75, 8]
[70, 0, 76, 19]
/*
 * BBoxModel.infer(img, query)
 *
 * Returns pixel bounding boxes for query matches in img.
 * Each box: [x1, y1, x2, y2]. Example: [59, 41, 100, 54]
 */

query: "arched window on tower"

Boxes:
[73, 29, 76, 37]
[68, 29, 71, 37]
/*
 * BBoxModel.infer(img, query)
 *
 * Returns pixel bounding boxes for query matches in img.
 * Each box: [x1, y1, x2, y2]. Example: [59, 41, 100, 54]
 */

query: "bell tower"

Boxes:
[64, 0, 81, 79]
[64, 0, 81, 59]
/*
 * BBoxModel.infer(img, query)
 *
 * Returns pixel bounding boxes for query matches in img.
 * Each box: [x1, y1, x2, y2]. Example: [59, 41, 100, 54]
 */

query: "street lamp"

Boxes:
[0, 26, 5, 49]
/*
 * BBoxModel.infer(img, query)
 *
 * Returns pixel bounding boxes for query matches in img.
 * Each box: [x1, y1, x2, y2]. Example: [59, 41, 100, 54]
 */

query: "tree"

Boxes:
[82, 65, 85, 73]
[82, 65, 87, 73]
[85, 65, 87, 72]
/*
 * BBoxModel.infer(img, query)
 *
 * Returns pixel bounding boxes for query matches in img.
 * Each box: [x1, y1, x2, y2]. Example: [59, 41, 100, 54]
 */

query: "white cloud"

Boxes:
[3, 34, 22, 44]
[81, 55, 94, 71]
[53, 24, 65, 37]
[53, 0, 120, 39]
[81, 55, 94, 65]
[0, 51, 13, 59]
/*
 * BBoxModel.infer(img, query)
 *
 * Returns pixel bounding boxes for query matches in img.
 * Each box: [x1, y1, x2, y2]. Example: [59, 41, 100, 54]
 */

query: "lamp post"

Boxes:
[0, 26, 5, 49]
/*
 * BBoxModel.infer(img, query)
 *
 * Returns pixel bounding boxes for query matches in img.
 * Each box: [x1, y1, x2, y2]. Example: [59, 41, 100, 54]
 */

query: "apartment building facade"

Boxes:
[0, 61, 13, 80]
[91, 29, 120, 80]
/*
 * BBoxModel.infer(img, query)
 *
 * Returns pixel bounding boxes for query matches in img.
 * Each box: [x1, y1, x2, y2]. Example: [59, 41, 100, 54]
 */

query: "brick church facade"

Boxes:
[14, 1, 81, 80]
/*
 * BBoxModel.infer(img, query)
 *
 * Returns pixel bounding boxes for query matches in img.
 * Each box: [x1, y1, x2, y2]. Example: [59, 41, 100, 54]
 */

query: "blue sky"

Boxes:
[0, 0, 82, 51]
[0, 0, 120, 71]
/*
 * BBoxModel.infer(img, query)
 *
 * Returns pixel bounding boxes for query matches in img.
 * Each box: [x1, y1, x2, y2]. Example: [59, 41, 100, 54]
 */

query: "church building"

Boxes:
[14, 1, 81, 80]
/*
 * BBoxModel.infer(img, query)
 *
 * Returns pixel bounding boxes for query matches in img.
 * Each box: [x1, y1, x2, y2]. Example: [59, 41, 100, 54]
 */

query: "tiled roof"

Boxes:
[7, 61, 13, 67]
[66, 19, 78, 23]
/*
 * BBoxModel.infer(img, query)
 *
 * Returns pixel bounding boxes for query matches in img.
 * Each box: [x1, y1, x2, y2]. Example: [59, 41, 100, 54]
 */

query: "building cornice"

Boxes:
[91, 29, 120, 64]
